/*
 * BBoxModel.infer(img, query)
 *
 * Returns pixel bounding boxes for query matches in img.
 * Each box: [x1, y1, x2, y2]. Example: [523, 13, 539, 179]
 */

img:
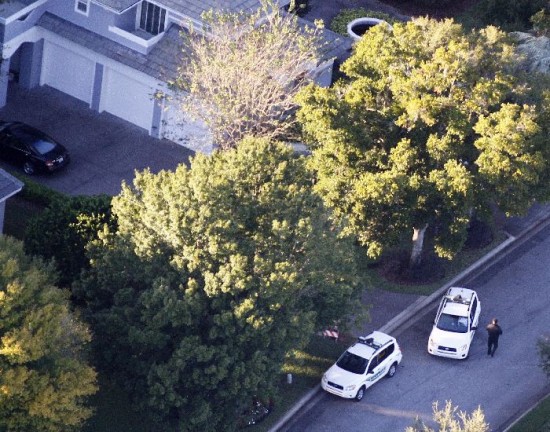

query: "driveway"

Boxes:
[0, 83, 194, 196]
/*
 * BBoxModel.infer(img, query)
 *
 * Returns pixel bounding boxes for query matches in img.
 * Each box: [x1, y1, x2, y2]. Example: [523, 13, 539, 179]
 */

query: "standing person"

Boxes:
[486, 318, 503, 357]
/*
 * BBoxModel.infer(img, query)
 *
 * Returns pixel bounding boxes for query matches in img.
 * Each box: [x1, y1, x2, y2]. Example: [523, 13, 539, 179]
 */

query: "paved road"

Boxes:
[284, 224, 550, 432]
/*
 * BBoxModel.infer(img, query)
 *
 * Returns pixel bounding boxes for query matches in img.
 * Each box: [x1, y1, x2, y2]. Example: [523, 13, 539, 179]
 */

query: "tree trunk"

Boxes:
[410, 223, 428, 269]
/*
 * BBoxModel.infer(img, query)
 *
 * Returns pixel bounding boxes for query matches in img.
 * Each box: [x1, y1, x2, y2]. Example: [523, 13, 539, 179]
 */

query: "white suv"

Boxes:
[428, 287, 481, 359]
[321, 331, 403, 401]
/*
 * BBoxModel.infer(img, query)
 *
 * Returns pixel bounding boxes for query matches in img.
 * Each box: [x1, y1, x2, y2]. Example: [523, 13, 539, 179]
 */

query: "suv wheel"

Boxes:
[386, 362, 397, 378]
[23, 161, 35, 175]
[354, 386, 365, 402]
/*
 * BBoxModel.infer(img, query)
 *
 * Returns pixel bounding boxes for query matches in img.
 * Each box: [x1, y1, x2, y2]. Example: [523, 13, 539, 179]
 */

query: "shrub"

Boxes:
[8, 171, 65, 206]
[25, 194, 114, 287]
[330, 8, 398, 36]
[531, 9, 550, 36]
[460, 0, 547, 32]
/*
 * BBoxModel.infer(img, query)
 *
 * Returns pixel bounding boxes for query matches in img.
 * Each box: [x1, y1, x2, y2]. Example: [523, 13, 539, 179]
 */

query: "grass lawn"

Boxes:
[509, 393, 550, 432]
[247, 335, 349, 432]
[360, 230, 509, 296]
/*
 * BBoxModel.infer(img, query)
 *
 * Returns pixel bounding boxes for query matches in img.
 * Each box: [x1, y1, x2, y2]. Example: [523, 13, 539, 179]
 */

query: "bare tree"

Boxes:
[174, 0, 323, 150]
[406, 401, 489, 432]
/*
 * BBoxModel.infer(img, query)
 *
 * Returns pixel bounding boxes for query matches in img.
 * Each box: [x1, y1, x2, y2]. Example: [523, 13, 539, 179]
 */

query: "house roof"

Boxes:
[0, 169, 24, 202]
[94, 0, 271, 19]
[38, 12, 349, 84]
[38, 13, 186, 83]
[297, 17, 352, 63]
[92, 0, 140, 12]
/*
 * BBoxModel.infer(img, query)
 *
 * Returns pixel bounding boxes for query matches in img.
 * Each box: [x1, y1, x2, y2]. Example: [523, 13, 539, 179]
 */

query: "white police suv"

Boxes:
[428, 286, 481, 359]
[321, 331, 402, 401]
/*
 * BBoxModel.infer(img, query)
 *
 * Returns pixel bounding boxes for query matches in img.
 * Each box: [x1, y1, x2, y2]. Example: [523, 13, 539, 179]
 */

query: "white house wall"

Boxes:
[41, 41, 95, 103]
[161, 95, 213, 153]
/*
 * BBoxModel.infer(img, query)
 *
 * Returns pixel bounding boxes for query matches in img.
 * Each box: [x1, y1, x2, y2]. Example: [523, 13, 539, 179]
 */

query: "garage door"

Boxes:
[41, 42, 94, 103]
[100, 68, 154, 132]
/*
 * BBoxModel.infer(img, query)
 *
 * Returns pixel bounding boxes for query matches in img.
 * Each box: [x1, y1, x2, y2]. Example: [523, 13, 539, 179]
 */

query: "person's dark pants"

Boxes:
[488, 338, 499, 356]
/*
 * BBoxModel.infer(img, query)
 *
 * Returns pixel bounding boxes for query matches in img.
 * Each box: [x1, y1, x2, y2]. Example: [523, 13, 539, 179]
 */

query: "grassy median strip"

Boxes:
[249, 335, 348, 432]
[508, 393, 550, 432]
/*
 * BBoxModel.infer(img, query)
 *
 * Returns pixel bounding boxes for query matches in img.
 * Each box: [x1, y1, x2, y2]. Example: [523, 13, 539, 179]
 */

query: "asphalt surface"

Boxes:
[275, 208, 550, 432]
[0, 83, 193, 196]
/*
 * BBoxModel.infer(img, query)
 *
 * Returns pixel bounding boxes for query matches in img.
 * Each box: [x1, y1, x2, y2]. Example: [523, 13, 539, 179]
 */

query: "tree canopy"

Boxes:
[297, 18, 550, 265]
[174, 0, 323, 149]
[0, 236, 97, 432]
[25, 195, 113, 287]
[75, 137, 361, 431]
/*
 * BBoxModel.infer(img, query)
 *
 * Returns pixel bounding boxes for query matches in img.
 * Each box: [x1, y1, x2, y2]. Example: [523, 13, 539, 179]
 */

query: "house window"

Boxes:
[75, 0, 90, 15]
[139, 1, 166, 35]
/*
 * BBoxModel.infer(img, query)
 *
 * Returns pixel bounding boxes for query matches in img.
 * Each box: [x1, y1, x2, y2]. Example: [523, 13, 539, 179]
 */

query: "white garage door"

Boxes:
[41, 42, 94, 103]
[161, 96, 212, 153]
[100, 68, 154, 132]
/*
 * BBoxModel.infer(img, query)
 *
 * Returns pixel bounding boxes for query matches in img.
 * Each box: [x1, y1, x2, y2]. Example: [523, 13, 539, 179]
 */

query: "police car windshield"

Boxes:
[437, 313, 468, 333]
[336, 351, 369, 374]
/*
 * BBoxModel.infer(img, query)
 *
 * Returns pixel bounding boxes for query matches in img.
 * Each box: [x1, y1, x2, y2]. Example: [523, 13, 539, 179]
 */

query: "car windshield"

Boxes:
[31, 138, 57, 155]
[336, 351, 369, 374]
[437, 313, 468, 333]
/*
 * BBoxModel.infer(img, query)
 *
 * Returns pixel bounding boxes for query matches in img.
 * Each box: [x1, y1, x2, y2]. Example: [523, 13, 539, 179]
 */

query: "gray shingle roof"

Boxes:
[38, 11, 347, 84]
[94, 0, 265, 18]
[0, 169, 24, 202]
[93, 0, 140, 12]
[38, 13, 186, 82]
[297, 17, 352, 63]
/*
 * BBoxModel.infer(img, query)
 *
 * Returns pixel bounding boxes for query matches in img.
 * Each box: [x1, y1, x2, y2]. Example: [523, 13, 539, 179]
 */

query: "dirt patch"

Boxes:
[376, 249, 446, 285]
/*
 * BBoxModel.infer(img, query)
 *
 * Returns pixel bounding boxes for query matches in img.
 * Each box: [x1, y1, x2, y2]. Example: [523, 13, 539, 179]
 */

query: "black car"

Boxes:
[0, 121, 70, 175]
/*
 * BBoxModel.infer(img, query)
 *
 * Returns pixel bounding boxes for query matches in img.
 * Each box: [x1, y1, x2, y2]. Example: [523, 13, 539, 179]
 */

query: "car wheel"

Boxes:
[354, 386, 365, 402]
[23, 161, 35, 175]
[386, 362, 397, 378]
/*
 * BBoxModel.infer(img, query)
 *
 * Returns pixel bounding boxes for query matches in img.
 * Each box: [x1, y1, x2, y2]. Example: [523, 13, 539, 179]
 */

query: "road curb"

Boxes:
[268, 386, 322, 432]
[379, 235, 515, 334]
[270, 207, 550, 432]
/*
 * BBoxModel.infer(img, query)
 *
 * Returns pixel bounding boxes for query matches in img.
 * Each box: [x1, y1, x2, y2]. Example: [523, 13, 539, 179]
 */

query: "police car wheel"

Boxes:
[387, 363, 397, 378]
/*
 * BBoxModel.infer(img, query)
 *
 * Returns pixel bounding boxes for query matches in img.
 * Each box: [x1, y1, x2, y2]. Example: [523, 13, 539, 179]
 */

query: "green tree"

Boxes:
[75, 137, 361, 431]
[406, 400, 489, 432]
[174, 0, 323, 149]
[531, 8, 550, 37]
[25, 195, 113, 287]
[297, 18, 550, 268]
[0, 236, 97, 432]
